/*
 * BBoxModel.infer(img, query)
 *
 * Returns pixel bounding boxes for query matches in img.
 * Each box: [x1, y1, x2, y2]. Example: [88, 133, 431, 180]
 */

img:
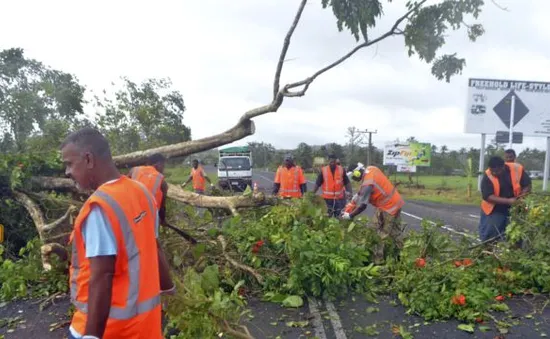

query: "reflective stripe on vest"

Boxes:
[70, 183, 160, 320]
[322, 166, 344, 198]
[279, 167, 300, 194]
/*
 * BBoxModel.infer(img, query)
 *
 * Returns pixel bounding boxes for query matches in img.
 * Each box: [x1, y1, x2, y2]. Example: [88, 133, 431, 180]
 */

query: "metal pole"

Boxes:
[544, 136, 550, 191]
[367, 133, 373, 166]
[508, 95, 516, 149]
[478, 133, 486, 191]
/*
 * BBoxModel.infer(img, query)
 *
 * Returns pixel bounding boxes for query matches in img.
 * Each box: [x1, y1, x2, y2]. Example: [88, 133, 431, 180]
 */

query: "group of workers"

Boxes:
[59, 124, 531, 339]
[274, 148, 533, 247]
[272, 153, 405, 263]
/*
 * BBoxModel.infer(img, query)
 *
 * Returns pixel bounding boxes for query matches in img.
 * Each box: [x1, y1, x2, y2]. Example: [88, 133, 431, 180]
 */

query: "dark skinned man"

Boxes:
[342, 163, 405, 263]
[62, 127, 174, 339]
[313, 154, 352, 217]
[273, 154, 307, 198]
[479, 156, 531, 242]
[181, 159, 214, 193]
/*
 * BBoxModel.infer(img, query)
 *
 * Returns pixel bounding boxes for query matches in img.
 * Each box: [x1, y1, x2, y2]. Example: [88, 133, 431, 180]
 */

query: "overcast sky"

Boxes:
[1, 0, 549, 152]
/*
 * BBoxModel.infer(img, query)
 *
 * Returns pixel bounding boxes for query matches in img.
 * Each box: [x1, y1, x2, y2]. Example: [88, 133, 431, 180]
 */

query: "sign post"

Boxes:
[478, 133, 485, 191]
[465, 78, 550, 191]
[544, 137, 550, 191]
[508, 95, 516, 149]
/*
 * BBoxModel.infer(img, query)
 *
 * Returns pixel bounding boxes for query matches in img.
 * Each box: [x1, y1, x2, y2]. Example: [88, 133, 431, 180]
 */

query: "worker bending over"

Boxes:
[479, 156, 531, 242]
[61, 127, 174, 339]
[182, 159, 214, 194]
[273, 154, 307, 198]
[313, 154, 352, 217]
[342, 163, 405, 263]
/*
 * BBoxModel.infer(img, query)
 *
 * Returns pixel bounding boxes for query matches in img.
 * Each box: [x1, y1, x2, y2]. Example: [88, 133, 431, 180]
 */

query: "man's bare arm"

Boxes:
[157, 239, 174, 292]
[159, 181, 168, 225]
[85, 256, 116, 338]
[487, 195, 515, 205]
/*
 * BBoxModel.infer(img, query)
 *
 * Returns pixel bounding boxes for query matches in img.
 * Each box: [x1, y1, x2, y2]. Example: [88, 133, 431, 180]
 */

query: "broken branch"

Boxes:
[217, 235, 264, 285]
[283, 0, 427, 97]
[273, 0, 308, 99]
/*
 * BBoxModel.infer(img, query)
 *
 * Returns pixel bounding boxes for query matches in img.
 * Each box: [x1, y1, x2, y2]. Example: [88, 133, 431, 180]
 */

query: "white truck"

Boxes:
[217, 146, 253, 192]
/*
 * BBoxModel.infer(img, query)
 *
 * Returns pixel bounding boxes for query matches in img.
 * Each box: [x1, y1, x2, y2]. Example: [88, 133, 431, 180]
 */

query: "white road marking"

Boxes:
[323, 298, 348, 339]
[469, 214, 480, 219]
[401, 211, 478, 242]
[307, 298, 328, 339]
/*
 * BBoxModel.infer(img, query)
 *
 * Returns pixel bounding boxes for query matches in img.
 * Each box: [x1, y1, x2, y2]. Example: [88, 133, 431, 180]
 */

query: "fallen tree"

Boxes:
[1, 1, 490, 336]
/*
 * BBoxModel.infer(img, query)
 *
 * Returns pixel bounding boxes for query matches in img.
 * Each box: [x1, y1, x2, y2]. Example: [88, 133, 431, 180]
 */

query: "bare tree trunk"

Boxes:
[12, 191, 76, 270]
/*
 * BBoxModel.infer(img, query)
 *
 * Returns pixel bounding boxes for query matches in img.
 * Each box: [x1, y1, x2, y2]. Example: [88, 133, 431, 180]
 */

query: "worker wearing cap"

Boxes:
[313, 154, 352, 217]
[273, 154, 307, 198]
[342, 163, 404, 263]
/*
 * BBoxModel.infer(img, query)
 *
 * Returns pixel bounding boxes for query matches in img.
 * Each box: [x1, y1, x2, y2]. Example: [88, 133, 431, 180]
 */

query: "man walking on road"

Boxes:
[273, 154, 307, 198]
[313, 154, 352, 217]
[61, 127, 174, 339]
[342, 163, 405, 263]
[182, 159, 214, 194]
[479, 156, 531, 242]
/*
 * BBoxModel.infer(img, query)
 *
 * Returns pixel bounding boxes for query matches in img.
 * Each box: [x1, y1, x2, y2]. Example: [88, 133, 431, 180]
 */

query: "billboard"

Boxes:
[383, 142, 431, 167]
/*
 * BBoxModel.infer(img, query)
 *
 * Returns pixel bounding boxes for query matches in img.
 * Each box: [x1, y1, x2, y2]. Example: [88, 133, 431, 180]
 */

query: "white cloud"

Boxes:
[1, 0, 549, 154]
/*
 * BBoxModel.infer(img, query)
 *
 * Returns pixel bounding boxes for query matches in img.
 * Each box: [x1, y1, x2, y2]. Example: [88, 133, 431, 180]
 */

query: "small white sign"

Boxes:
[397, 165, 416, 173]
[465, 78, 550, 136]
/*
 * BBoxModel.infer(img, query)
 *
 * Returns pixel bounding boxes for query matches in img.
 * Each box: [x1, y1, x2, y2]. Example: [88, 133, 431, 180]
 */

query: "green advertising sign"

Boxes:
[409, 142, 431, 166]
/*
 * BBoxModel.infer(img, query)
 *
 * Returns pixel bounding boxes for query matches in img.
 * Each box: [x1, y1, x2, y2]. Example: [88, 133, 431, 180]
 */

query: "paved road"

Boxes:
[242, 169, 550, 339]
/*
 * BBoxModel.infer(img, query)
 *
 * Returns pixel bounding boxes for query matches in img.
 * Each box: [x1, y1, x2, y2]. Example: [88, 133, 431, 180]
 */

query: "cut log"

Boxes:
[167, 184, 276, 216]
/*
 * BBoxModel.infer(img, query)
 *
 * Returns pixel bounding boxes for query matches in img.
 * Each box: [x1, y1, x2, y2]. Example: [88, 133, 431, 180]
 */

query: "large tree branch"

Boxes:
[32, 178, 277, 214]
[273, 0, 308, 99]
[113, 118, 256, 168]
[167, 184, 276, 215]
[282, 0, 427, 97]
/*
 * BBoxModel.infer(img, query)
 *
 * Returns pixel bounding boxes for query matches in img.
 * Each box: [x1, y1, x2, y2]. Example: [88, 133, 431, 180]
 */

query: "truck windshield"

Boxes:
[219, 157, 251, 170]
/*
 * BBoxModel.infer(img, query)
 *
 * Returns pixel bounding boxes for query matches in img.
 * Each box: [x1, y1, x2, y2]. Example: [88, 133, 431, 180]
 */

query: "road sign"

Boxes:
[495, 131, 523, 144]
[465, 78, 550, 136]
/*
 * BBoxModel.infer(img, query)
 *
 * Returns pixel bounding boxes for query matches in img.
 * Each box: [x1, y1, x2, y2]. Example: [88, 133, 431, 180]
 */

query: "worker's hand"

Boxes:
[341, 212, 351, 220]
[507, 197, 518, 205]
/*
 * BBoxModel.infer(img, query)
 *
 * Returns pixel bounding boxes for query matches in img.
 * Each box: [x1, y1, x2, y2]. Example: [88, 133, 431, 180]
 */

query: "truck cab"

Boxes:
[217, 146, 253, 192]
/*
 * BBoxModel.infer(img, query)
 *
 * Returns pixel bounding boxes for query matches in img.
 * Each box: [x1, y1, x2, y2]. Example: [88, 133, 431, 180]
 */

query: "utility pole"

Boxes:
[359, 129, 377, 166]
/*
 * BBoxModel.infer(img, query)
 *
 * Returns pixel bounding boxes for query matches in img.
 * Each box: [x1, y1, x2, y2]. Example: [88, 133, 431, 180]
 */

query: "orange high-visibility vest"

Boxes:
[481, 162, 522, 215]
[360, 166, 404, 216]
[191, 166, 206, 190]
[321, 165, 345, 200]
[130, 166, 164, 209]
[69, 176, 162, 339]
[274, 166, 305, 198]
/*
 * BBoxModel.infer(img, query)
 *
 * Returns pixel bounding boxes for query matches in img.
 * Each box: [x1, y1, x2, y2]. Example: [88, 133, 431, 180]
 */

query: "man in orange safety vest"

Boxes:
[313, 154, 352, 217]
[479, 156, 531, 242]
[182, 159, 214, 194]
[61, 127, 174, 339]
[342, 163, 405, 263]
[273, 154, 307, 198]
